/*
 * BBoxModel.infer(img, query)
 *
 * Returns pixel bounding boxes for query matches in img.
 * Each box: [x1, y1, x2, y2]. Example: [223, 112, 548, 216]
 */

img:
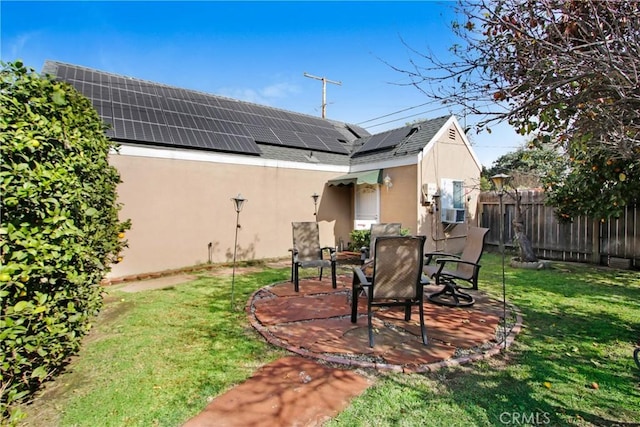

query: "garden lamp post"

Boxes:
[312, 192, 319, 218]
[490, 173, 510, 350]
[231, 194, 246, 310]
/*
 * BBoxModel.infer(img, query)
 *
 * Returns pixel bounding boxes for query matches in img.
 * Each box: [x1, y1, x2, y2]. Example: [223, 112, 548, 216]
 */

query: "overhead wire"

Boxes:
[356, 100, 440, 125]
[362, 103, 456, 130]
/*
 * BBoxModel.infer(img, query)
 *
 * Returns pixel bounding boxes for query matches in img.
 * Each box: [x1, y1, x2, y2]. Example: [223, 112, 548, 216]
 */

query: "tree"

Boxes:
[0, 61, 129, 421]
[485, 144, 566, 262]
[392, 0, 640, 220]
[484, 143, 566, 189]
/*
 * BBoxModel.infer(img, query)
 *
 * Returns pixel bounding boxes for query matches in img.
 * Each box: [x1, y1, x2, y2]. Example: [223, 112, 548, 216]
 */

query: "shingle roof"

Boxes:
[350, 116, 451, 165]
[43, 60, 453, 168]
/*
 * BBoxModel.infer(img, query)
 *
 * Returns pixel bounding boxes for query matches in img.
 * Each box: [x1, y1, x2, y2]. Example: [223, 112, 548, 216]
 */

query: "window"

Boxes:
[440, 179, 466, 223]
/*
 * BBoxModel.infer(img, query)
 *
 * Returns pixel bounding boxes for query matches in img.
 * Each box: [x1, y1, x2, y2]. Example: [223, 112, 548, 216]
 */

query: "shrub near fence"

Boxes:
[479, 189, 639, 269]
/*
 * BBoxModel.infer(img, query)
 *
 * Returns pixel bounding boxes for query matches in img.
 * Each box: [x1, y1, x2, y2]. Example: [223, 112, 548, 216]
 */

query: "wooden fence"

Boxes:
[478, 190, 639, 269]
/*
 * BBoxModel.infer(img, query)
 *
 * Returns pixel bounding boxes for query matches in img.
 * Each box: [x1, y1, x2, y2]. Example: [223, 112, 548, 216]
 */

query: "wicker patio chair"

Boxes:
[424, 227, 489, 307]
[290, 221, 337, 292]
[351, 235, 428, 347]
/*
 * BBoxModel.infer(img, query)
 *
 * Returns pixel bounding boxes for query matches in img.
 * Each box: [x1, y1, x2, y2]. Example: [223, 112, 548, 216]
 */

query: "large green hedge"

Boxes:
[0, 61, 130, 422]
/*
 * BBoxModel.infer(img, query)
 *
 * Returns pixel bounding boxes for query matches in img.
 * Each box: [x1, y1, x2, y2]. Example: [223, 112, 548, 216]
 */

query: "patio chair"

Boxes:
[424, 227, 489, 307]
[290, 222, 337, 292]
[360, 223, 402, 265]
[351, 235, 428, 347]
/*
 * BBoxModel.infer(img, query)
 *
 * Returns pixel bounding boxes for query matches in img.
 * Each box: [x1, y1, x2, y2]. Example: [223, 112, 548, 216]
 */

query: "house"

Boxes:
[43, 61, 483, 278]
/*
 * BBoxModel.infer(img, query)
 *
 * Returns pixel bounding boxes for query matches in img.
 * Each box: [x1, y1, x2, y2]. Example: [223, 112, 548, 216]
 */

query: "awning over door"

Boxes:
[327, 170, 382, 186]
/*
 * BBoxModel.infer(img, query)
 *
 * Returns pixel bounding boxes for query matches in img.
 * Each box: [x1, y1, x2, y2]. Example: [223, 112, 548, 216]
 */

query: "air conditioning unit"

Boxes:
[442, 208, 466, 224]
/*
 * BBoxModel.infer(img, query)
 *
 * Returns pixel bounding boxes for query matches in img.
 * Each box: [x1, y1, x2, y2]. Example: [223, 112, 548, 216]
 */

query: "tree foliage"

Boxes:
[484, 143, 566, 190]
[394, 0, 640, 220]
[0, 61, 129, 422]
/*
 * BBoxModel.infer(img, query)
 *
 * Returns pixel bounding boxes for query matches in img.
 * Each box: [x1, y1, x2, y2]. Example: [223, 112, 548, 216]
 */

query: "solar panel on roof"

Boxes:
[49, 61, 354, 156]
[272, 128, 302, 146]
[355, 127, 412, 154]
[245, 125, 280, 144]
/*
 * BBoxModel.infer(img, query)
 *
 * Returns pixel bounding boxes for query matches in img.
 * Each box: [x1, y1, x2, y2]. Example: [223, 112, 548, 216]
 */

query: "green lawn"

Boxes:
[17, 255, 640, 426]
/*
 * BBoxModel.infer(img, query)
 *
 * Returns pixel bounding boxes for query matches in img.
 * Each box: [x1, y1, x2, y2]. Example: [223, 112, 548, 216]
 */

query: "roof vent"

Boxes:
[305, 151, 319, 163]
[448, 128, 456, 140]
[406, 126, 420, 138]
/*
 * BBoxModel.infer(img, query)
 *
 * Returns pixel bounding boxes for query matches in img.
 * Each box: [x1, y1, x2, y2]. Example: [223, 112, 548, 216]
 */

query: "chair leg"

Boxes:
[419, 299, 428, 345]
[367, 302, 374, 347]
[428, 276, 474, 307]
[404, 301, 412, 321]
[293, 264, 300, 292]
[331, 262, 337, 289]
[350, 276, 359, 323]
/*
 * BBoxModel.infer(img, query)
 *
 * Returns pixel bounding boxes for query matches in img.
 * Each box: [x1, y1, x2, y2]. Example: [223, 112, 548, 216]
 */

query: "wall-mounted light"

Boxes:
[311, 192, 319, 217]
[383, 174, 393, 190]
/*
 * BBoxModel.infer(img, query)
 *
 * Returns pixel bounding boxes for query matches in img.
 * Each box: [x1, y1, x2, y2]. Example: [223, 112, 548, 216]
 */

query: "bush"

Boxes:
[0, 61, 130, 422]
[348, 227, 411, 251]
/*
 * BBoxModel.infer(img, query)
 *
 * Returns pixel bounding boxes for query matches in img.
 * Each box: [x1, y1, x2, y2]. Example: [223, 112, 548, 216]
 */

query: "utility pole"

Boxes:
[303, 72, 342, 119]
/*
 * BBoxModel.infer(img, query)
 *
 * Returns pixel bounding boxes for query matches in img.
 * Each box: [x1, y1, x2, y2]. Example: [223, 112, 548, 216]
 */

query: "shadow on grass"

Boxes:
[448, 255, 640, 425]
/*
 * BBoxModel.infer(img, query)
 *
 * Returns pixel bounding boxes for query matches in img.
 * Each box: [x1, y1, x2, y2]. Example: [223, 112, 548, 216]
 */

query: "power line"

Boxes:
[356, 100, 440, 125]
[362, 104, 454, 129]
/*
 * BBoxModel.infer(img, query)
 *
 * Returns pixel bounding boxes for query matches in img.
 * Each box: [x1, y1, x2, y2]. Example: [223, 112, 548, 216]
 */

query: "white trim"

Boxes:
[111, 144, 349, 173]
[108, 115, 479, 175]
[349, 155, 419, 172]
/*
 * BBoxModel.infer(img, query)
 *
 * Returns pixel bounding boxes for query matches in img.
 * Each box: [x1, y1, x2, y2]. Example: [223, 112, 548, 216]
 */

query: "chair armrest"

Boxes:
[321, 246, 337, 261]
[353, 266, 371, 287]
[289, 247, 299, 263]
[435, 258, 479, 268]
[424, 251, 458, 264]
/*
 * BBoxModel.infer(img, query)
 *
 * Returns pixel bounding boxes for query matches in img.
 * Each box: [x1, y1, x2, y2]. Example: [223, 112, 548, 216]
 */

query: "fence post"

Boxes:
[591, 219, 601, 265]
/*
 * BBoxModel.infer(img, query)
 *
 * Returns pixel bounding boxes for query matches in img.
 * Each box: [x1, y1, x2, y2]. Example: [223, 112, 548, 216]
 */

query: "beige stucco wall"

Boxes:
[418, 121, 482, 254]
[109, 150, 351, 278]
[379, 165, 418, 233]
[107, 117, 481, 278]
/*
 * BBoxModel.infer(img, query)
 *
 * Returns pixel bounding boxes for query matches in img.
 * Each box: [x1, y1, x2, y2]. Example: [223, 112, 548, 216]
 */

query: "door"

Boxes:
[354, 184, 379, 230]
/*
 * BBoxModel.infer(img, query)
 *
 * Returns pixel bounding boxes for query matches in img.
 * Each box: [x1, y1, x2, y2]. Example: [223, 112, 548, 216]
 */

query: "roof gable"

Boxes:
[350, 115, 452, 165]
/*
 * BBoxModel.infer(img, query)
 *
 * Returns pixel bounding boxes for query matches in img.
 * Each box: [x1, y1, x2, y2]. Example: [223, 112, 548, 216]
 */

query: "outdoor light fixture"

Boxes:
[312, 192, 319, 217]
[490, 173, 510, 350]
[490, 173, 510, 195]
[230, 193, 247, 310]
[383, 174, 393, 190]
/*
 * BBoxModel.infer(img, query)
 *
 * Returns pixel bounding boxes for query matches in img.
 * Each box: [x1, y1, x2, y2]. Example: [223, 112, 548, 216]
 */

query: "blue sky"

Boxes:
[1, 1, 526, 166]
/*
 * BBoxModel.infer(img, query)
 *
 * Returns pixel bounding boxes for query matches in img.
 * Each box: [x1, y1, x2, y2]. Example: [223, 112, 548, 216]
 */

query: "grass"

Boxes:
[17, 255, 640, 426]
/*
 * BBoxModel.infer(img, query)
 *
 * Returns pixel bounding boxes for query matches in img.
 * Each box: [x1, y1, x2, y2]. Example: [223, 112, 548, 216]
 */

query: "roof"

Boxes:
[350, 116, 451, 165]
[42, 61, 462, 169]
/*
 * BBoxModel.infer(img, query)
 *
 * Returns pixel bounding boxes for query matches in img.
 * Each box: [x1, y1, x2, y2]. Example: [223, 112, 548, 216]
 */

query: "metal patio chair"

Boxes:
[424, 227, 489, 307]
[351, 235, 428, 347]
[290, 222, 337, 292]
[360, 223, 402, 265]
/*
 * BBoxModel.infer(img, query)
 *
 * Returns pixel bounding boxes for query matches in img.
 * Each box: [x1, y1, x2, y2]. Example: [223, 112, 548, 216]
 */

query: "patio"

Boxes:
[247, 270, 522, 373]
